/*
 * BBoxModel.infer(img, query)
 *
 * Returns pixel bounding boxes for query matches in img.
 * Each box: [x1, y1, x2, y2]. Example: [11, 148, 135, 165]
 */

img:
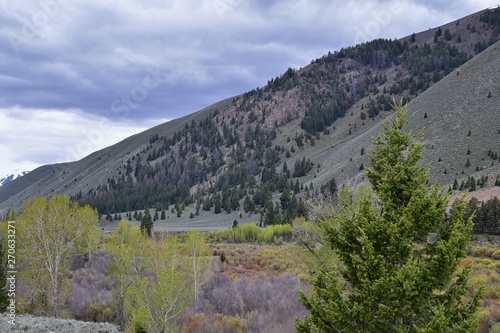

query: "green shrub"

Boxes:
[492, 250, 500, 260]
[209, 224, 293, 244]
[258, 224, 293, 244]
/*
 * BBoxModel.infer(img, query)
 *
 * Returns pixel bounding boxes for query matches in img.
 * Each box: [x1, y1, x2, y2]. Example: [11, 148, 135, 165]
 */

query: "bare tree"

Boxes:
[69, 249, 113, 322]
[185, 230, 207, 299]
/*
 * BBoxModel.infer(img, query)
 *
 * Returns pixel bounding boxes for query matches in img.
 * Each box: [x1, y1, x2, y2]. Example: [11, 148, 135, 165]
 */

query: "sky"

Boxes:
[0, 0, 496, 175]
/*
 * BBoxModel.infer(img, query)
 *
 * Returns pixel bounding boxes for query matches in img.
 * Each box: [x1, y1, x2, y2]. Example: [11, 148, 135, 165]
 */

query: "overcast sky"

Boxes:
[0, 0, 496, 175]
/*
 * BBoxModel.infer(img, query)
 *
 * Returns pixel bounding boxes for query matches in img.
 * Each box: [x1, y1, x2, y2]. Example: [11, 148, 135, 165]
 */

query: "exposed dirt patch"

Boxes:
[450, 186, 500, 204]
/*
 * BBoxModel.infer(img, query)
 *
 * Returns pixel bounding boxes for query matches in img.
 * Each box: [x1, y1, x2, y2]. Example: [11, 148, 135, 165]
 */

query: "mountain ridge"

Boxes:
[1, 7, 500, 225]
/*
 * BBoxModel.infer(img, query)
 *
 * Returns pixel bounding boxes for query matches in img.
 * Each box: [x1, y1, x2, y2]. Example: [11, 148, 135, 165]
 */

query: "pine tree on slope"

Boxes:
[296, 102, 481, 333]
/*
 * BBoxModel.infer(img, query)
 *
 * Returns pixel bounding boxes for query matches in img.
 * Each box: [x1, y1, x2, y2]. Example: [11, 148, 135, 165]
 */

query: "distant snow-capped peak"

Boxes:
[0, 170, 29, 187]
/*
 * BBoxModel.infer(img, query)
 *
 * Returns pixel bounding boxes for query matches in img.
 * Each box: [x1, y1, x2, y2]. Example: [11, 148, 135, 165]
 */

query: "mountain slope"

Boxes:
[309, 39, 500, 190]
[1, 7, 500, 223]
[0, 96, 234, 214]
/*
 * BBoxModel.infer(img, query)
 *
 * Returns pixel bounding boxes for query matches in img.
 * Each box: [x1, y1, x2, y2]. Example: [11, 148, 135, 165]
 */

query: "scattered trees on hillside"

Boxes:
[74, 24, 486, 222]
[296, 103, 481, 332]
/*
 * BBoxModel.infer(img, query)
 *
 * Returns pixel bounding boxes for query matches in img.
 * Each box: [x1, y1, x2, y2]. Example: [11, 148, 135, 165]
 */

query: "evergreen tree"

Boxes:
[265, 202, 276, 226]
[296, 103, 480, 332]
[469, 176, 477, 191]
[280, 190, 291, 211]
[213, 194, 222, 214]
[140, 209, 153, 237]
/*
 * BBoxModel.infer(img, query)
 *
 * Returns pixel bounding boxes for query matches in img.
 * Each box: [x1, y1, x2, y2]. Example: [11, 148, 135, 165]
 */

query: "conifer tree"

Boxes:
[140, 209, 153, 237]
[296, 103, 481, 332]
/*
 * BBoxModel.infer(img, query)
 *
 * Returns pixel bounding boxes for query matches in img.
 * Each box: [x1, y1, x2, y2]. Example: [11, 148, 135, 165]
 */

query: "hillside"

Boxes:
[1, 7, 500, 228]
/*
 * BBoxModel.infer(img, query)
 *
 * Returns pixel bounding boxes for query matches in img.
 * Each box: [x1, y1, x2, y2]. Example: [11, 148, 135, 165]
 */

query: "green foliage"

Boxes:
[209, 224, 260, 243]
[296, 103, 481, 332]
[208, 223, 293, 244]
[293, 158, 314, 177]
[17, 195, 99, 317]
[104, 219, 151, 330]
[257, 224, 293, 244]
[127, 237, 193, 333]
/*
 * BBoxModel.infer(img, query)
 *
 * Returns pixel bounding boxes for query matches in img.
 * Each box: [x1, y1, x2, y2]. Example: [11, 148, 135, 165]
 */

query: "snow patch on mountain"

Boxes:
[0, 170, 29, 187]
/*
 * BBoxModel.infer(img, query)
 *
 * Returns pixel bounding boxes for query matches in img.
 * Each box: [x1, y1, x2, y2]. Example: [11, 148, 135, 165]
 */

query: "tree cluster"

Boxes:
[462, 196, 500, 235]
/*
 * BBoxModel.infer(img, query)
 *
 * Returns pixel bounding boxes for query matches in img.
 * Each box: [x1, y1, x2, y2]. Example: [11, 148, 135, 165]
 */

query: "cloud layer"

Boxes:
[0, 107, 161, 174]
[0, 0, 495, 174]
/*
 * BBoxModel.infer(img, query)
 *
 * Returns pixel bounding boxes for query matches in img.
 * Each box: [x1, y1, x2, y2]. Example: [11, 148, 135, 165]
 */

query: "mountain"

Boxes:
[0, 170, 28, 187]
[1, 7, 500, 226]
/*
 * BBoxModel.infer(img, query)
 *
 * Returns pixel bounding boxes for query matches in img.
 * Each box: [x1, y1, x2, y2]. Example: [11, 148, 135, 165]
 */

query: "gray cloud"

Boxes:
[0, 0, 495, 174]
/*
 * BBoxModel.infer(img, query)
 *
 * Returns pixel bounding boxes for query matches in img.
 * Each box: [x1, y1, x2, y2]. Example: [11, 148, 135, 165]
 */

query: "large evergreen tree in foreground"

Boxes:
[296, 103, 481, 332]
